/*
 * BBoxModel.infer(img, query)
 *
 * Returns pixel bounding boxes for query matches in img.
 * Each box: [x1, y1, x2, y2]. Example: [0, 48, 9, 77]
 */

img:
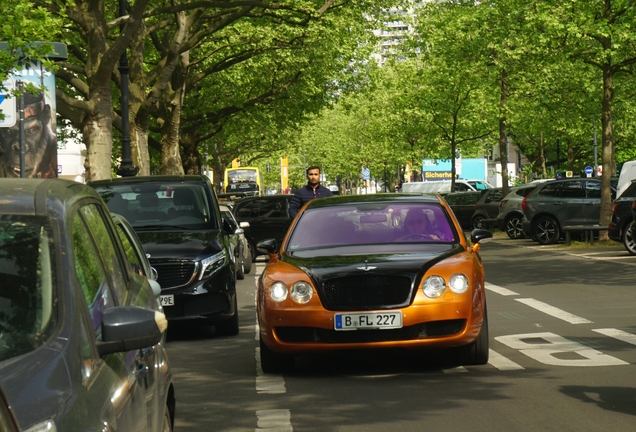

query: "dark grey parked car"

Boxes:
[608, 179, 636, 255]
[0, 178, 174, 432]
[496, 184, 539, 239]
[521, 178, 615, 245]
[471, 188, 504, 230]
[442, 191, 484, 231]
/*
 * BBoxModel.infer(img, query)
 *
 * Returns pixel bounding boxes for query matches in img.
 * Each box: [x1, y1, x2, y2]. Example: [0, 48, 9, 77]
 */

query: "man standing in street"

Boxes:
[289, 166, 333, 218]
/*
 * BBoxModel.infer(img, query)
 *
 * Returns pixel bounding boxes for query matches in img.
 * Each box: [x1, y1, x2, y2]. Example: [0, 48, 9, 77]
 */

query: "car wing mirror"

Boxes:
[257, 238, 277, 255]
[97, 306, 167, 357]
[148, 279, 162, 297]
[234, 228, 244, 235]
[469, 229, 493, 253]
[239, 221, 250, 229]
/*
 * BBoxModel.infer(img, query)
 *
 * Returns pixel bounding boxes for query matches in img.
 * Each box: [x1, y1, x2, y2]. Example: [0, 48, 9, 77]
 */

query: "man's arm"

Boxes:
[289, 192, 302, 218]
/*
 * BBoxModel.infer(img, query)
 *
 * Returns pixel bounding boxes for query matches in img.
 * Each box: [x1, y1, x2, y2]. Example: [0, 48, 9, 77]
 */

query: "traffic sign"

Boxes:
[584, 166, 593, 177]
[0, 77, 16, 128]
[596, 166, 602, 176]
[362, 168, 370, 181]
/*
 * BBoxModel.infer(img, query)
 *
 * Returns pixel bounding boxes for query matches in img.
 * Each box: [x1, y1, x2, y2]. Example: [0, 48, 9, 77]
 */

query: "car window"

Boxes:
[287, 203, 457, 251]
[80, 204, 127, 303]
[516, 186, 536, 197]
[115, 223, 144, 277]
[585, 181, 602, 199]
[236, 199, 283, 218]
[0, 216, 57, 362]
[454, 183, 472, 192]
[72, 212, 117, 340]
[538, 183, 561, 197]
[485, 190, 503, 203]
[557, 181, 585, 198]
[620, 181, 636, 198]
[96, 183, 217, 230]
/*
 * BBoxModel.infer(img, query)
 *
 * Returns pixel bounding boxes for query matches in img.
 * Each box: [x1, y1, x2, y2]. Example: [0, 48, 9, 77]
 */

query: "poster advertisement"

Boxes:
[0, 61, 58, 178]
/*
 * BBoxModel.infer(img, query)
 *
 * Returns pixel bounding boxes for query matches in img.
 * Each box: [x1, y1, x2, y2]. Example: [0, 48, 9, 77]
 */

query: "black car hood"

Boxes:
[137, 230, 223, 261]
[282, 243, 463, 284]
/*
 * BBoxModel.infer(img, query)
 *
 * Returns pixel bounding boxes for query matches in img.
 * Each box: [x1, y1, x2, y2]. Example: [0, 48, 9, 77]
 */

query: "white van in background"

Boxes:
[402, 180, 477, 194]
[617, 161, 636, 198]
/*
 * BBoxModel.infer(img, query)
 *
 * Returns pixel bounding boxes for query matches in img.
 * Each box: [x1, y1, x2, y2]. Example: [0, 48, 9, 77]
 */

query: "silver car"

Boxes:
[496, 184, 539, 239]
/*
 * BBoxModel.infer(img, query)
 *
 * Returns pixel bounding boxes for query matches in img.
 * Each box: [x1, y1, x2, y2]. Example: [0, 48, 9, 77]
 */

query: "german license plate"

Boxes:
[159, 295, 174, 307]
[334, 311, 402, 331]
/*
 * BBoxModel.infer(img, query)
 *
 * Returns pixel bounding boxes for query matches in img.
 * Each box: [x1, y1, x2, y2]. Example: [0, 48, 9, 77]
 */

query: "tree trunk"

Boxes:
[599, 63, 614, 240]
[181, 129, 201, 174]
[539, 132, 547, 178]
[498, 69, 509, 197]
[83, 92, 115, 181]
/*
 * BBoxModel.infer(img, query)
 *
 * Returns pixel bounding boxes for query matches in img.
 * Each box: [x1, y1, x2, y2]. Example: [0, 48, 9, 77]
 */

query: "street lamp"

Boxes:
[116, 0, 138, 177]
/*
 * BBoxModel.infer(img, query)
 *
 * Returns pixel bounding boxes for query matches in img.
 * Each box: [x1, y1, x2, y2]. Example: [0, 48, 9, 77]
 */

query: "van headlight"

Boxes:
[199, 251, 226, 279]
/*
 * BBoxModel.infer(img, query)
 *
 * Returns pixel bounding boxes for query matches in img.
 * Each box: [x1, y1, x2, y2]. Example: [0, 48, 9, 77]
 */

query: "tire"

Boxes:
[236, 254, 245, 280]
[623, 222, 636, 255]
[260, 337, 295, 373]
[472, 215, 485, 230]
[215, 294, 239, 336]
[460, 306, 489, 365]
[162, 404, 172, 432]
[505, 215, 525, 239]
[244, 247, 252, 274]
[534, 216, 560, 245]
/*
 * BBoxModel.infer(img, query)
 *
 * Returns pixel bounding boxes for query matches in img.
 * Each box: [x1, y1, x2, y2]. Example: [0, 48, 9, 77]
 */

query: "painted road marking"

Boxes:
[593, 328, 636, 346]
[488, 349, 524, 370]
[486, 282, 519, 296]
[515, 298, 593, 324]
[496, 332, 627, 367]
[255, 348, 287, 394]
[255, 409, 293, 431]
[443, 366, 467, 373]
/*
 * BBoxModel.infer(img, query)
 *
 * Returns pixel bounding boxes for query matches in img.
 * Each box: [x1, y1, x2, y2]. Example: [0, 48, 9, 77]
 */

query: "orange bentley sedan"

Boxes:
[256, 194, 492, 373]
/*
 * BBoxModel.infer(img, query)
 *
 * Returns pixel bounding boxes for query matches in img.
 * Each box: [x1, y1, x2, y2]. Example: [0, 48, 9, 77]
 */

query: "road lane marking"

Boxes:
[485, 282, 519, 296]
[442, 366, 467, 373]
[255, 348, 287, 394]
[515, 298, 593, 324]
[488, 349, 524, 370]
[496, 332, 628, 367]
[256, 409, 293, 431]
[593, 328, 636, 346]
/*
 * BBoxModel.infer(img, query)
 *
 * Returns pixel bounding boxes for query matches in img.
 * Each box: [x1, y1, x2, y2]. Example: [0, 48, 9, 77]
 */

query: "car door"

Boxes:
[483, 189, 504, 219]
[581, 180, 604, 224]
[552, 180, 587, 225]
[235, 197, 293, 247]
[71, 203, 151, 431]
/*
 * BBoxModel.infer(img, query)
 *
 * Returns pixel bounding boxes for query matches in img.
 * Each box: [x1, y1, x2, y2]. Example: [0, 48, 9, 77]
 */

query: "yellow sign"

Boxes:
[566, 171, 573, 178]
[281, 157, 289, 191]
[231, 158, 240, 168]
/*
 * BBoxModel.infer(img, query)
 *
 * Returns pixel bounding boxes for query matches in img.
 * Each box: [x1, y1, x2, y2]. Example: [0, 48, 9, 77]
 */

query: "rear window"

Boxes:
[95, 183, 217, 230]
[287, 203, 457, 251]
[0, 216, 57, 361]
[621, 181, 636, 198]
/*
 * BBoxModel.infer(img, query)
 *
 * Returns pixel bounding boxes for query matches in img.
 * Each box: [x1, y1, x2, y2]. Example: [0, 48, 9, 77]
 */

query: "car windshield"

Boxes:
[287, 203, 457, 251]
[0, 216, 57, 362]
[95, 183, 217, 230]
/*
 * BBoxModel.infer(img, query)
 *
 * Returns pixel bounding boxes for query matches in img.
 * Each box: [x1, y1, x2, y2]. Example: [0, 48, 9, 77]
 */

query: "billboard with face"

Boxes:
[0, 61, 58, 178]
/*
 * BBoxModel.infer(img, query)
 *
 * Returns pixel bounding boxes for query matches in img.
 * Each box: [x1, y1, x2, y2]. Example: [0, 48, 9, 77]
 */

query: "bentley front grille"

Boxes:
[321, 275, 412, 310]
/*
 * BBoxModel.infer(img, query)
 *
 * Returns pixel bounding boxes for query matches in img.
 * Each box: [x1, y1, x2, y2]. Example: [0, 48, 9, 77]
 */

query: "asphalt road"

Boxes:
[165, 238, 636, 431]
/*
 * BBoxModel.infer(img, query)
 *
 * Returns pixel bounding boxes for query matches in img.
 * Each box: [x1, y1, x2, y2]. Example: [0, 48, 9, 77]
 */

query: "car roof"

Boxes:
[234, 194, 292, 203]
[0, 178, 101, 215]
[304, 193, 441, 210]
[88, 175, 208, 186]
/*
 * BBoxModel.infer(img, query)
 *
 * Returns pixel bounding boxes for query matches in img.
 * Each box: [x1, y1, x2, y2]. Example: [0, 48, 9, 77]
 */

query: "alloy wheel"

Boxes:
[505, 216, 524, 239]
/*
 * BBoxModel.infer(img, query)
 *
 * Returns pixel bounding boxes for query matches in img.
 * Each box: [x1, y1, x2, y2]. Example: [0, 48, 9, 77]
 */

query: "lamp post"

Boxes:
[115, 0, 138, 177]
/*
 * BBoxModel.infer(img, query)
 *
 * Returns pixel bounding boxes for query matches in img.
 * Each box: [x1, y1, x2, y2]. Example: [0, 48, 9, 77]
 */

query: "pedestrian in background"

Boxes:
[289, 166, 333, 218]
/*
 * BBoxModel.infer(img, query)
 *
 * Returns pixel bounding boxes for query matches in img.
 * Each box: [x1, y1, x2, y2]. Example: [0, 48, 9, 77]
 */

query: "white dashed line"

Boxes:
[592, 328, 636, 346]
[485, 282, 519, 296]
[255, 409, 293, 431]
[488, 349, 524, 370]
[515, 298, 593, 324]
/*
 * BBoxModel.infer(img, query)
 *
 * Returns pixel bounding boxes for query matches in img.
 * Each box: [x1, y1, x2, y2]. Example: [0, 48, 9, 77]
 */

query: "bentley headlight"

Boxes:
[423, 275, 446, 298]
[199, 251, 227, 279]
[290, 281, 313, 304]
[449, 274, 469, 294]
[270, 282, 288, 302]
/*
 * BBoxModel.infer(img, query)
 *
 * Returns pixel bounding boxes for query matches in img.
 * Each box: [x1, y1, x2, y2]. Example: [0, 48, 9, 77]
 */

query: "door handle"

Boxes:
[135, 361, 149, 379]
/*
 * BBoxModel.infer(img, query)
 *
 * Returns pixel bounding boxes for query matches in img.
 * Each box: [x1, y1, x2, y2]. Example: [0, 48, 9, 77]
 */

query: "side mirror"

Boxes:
[239, 221, 250, 229]
[234, 228, 244, 235]
[96, 306, 167, 357]
[148, 279, 162, 297]
[470, 229, 493, 244]
[257, 238, 277, 255]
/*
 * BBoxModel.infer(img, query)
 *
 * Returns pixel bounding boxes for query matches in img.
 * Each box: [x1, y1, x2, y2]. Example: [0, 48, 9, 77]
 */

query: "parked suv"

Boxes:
[90, 175, 239, 335]
[521, 178, 615, 245]
[443, 191, 485, 230]
[608, 179, 636, 254]
[496, 184, 539, 239]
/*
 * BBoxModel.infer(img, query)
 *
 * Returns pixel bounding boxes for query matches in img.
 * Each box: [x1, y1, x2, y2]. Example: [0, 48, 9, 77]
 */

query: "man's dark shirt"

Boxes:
[289, 184, 333, 218]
